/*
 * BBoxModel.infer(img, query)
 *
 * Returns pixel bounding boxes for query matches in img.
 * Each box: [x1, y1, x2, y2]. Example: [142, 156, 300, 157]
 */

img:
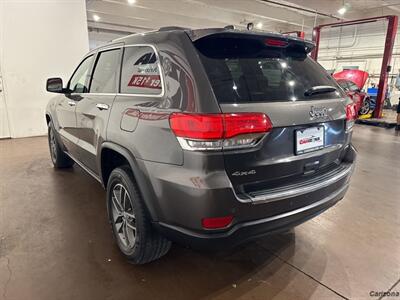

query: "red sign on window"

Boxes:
[128, 74, 161, 89]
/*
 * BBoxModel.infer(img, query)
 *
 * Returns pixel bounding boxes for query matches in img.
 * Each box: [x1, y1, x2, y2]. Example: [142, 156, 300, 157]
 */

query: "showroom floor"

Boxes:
[0, 125, 399, 300]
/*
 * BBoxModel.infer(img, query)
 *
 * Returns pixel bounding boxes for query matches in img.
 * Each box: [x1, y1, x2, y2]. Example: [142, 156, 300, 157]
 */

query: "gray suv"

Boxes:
[45, 27, 357, 264]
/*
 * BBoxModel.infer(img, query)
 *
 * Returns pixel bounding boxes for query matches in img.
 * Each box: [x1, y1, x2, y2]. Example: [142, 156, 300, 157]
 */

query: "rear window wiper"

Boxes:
[304, 86, 337, 96]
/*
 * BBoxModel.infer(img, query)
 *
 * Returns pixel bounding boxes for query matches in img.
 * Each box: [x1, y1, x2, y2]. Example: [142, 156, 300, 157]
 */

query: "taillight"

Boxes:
[224, 113, 270, 138]
[169, 113, 272, 151]
[168, 114, 224, 139]
[346, 103, 357, 131]
[202, 216, 233, 229]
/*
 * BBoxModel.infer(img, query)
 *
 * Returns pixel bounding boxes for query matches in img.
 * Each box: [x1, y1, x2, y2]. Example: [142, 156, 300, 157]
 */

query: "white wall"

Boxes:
[88, 30, 127, 50]
[0, 0, 89, 138]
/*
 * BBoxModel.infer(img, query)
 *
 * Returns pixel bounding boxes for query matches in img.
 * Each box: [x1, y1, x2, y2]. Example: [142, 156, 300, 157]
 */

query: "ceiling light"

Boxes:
[256, 22, 262, 29]
[127, 0, 136, 4]
[337, 6, 347, 15]
[93, 14, 100, 22]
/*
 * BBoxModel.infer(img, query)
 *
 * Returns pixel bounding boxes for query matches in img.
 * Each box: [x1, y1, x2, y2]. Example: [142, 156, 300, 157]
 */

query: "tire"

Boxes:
[48, 121, 74, 168]
[106, 166, 171, 264]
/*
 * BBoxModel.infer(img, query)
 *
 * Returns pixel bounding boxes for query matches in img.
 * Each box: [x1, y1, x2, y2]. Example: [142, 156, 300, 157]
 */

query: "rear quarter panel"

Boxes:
[106, 31, 222, 165]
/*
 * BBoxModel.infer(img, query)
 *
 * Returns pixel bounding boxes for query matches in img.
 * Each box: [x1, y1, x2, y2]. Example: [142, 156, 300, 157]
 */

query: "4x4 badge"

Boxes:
[232, 170, 256, 176]
[309, 106, 328, 120]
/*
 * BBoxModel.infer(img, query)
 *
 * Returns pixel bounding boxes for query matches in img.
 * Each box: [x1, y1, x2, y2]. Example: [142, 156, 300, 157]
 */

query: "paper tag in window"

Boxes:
[128, 75, 161, 89]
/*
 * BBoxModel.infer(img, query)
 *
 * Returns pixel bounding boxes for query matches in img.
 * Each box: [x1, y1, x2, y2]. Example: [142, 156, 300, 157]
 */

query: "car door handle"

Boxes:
[96, 103, 109, 111]
[67, 101, 76, 107]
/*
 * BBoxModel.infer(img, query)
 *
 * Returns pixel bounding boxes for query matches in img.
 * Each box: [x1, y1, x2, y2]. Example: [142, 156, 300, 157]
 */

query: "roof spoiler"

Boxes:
[186, 28, 315, 54]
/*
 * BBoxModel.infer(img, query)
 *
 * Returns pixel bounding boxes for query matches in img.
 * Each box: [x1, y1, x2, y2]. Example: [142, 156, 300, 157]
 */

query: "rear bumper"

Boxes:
[139, 145, 356, 250]
[155, 182, 348, 250]
[239, 159, 354, 204]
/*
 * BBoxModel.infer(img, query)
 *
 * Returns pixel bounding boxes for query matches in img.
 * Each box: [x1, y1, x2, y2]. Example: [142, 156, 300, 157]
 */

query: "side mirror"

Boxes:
[46, 77, 64, 93]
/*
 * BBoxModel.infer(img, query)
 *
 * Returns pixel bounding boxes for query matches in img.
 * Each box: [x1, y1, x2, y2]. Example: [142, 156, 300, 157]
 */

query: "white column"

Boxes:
[0, 0, 89, 138]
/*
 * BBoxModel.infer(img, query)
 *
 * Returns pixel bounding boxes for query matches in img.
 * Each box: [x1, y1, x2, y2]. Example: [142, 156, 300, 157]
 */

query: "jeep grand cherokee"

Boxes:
[45, 27, 356, 264]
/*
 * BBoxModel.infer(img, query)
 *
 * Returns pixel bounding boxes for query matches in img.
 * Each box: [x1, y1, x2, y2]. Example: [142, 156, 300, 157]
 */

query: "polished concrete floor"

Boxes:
[0, 125, 399, 300]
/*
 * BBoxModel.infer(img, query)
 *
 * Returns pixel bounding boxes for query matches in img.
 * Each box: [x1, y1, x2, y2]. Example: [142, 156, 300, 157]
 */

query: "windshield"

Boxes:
[195, 36, 343, 103]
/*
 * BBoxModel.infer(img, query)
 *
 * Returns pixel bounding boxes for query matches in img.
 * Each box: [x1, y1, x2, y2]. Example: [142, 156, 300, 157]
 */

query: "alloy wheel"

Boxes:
[111, 183, 137, 249]
[49, 129, 57, 163]
[359, 100, 370, 115]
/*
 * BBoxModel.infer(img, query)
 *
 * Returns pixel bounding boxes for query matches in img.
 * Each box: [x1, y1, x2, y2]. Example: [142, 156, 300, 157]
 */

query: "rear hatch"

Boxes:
[193, 31, 351, 198]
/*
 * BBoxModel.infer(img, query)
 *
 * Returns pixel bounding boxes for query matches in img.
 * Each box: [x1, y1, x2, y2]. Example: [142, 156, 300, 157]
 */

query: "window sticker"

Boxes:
[128, 75, 161, 89]
[121, 47, 162, 95]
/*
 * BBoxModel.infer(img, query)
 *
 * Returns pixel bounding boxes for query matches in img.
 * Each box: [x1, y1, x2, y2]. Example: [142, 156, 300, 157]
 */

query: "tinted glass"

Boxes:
[120, 46, 162, 95]
[347, 81, 359, 92]
[69, 55, 94, 93]
[337, 80, 349, 91]
[90, 49, 121, 93]
[195, 37, 343, 103]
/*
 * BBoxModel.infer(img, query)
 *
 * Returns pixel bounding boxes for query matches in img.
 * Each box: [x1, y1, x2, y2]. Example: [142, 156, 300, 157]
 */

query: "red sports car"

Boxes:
[333, 70, 371, 116]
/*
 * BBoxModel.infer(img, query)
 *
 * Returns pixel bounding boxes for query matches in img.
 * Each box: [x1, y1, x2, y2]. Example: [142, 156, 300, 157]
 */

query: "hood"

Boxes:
[333, 70, 369, 89]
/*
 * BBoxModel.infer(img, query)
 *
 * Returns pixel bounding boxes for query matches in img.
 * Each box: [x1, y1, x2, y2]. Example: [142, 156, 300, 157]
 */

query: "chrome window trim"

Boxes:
[69, 44, 165, 98]
[67, 54, 96, 93]
[69, 92, 118, 97]
[83, 93, 117, 96]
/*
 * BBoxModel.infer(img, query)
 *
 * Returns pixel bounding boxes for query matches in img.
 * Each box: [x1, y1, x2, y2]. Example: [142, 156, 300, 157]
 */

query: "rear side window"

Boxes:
[120, 46, 162, 95]
[195, 36, 343, 103]
[90, 48, 121, 93]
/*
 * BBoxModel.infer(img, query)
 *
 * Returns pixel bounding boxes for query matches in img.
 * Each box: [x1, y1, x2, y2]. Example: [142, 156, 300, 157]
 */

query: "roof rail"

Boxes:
[158, 26, 189, 32]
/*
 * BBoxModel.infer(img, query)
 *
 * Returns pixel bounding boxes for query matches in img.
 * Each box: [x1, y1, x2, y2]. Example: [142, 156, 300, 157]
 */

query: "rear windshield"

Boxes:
[194, 36, 343, 103]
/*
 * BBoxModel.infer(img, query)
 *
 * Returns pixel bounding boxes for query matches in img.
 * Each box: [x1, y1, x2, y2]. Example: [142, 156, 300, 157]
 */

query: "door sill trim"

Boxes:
[64, 152, 103, 185]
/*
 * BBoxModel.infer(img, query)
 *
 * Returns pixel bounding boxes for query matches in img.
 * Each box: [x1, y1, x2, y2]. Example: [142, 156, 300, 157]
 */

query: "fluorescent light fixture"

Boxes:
[337, 6, 347, 15]
[93, 14, 100, 22]
[128, 0, 136, 4]
[256, 22, 262, 29]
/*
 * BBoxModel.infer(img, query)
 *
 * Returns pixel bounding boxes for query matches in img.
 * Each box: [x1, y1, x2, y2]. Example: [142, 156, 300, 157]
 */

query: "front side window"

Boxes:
[68, 55, 94, 93]
[89, 49, 121, 93]
[120, 46, 162, 95]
